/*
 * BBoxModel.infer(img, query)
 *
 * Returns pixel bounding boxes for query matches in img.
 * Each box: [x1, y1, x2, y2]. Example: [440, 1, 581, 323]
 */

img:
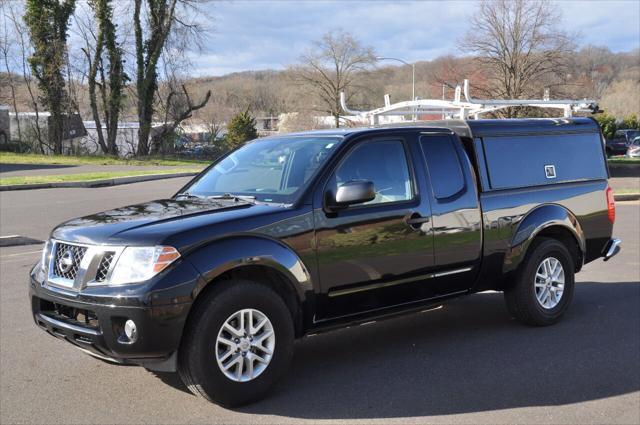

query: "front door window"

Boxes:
[330, 140, 413, 205]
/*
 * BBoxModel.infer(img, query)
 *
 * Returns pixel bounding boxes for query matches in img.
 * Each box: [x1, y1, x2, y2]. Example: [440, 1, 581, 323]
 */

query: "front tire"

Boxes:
[504, 237, 575, 326]
[178, 280, 294, 407]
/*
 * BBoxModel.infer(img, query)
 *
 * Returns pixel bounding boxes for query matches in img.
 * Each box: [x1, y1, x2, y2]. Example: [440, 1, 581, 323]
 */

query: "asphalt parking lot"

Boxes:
[1, 179, 638, 424]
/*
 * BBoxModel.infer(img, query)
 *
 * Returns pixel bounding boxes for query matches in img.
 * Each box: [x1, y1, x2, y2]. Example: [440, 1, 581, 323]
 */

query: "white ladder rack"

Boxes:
[340, 79, 599, 124]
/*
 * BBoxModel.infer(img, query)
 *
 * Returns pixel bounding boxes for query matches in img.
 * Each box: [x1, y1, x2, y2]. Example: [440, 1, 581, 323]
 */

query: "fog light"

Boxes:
[124, 319, 137, 343]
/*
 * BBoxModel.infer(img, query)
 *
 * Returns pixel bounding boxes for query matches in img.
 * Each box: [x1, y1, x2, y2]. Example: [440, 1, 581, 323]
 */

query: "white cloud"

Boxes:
[188, 0, 640, 76]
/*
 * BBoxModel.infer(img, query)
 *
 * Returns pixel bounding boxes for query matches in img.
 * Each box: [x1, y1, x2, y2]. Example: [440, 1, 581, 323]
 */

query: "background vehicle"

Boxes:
[30, 118, 620, 407]
[607, 129, 640, 156]
[626, 136, 640, 157]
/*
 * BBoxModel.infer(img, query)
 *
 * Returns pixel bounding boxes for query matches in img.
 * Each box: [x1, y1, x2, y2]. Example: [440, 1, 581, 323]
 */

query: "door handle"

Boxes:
[405, 213, 430, 229]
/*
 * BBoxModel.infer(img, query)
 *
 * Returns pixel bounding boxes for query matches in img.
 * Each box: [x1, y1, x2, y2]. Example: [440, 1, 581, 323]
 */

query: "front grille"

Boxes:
[52, 243, 87, 281]
[95, 252, 115, 282]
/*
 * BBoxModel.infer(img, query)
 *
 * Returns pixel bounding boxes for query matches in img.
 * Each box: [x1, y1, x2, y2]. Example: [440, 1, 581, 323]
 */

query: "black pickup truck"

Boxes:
[30, 118, 620, 406]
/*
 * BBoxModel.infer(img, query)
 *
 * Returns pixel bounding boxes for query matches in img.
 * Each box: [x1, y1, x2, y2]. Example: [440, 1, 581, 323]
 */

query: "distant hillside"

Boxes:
[1, 47, 638, 126]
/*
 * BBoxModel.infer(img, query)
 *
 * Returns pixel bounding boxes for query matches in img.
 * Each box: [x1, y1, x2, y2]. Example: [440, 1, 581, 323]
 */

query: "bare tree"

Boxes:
[2, 1, 49, 152]
[132, 0, 208, 156]
[461, 0, 575, 116]
[601, 79, 640, 118]
[292, 30, 376, 127]
[0, 1, 21, 142]
[76, 0, 126, 156]
[151, 28, 211, 155]
[154, 83, 211, 155]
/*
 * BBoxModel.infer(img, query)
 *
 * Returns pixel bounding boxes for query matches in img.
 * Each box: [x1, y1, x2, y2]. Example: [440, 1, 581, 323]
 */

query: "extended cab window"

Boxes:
[330, 139, 412, 205]
[420, 135, 465, 199]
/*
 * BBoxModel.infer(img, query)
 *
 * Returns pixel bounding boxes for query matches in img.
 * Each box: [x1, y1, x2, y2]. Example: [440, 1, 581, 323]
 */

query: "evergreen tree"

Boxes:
[225, 110, 258, 150]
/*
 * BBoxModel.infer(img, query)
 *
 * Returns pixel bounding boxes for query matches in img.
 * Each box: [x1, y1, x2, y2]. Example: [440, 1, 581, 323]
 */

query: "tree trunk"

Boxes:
[133, 0, 179, 157]
[87, 38, 109, 153]
[137, 99, 153, 156]
[50, 109, 63, 154]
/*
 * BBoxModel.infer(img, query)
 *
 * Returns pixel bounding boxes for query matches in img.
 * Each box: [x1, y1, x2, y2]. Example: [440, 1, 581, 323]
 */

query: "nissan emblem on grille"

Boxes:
[57, 250, 74, 274]
[51, 243, 87, 281]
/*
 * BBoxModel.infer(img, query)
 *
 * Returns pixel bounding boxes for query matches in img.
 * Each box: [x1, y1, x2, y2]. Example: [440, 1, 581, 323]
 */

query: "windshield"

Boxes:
[182, 136, 343, 203]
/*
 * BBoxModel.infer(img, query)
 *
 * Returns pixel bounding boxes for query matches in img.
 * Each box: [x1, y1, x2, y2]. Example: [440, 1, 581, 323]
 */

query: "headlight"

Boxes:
[109, 246, 180, 285]
[40, 241, 50, 272]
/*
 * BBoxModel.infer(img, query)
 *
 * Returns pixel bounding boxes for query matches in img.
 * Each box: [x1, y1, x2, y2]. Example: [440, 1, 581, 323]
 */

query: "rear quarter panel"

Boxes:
[475, 180, 612, 291]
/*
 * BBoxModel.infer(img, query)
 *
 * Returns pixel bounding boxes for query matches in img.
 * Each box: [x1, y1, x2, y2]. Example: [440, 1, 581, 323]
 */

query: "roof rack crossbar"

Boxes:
[340, 79, 599, 123]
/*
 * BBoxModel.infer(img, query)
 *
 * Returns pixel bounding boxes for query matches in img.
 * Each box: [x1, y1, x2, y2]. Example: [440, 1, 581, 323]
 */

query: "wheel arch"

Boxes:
[504, 204, 585, 275]
[184, 236, 313, 337]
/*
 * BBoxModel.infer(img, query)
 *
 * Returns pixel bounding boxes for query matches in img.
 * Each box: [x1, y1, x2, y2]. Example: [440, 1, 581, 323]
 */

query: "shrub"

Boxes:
[595, 113, 617, 139]
[621, 114, 639, 130]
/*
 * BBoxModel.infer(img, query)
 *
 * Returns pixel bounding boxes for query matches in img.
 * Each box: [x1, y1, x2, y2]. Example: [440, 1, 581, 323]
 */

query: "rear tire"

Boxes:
[504, 237, 575, 326]
[178, 280, 294, 407]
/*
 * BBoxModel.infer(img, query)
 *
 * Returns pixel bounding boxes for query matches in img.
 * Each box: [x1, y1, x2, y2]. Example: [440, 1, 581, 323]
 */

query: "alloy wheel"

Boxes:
[215, 308, 276, 382]
[534, 257, 565, 309]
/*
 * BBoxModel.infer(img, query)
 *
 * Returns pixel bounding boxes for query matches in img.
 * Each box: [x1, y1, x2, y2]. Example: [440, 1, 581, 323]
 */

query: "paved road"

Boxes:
[611, 177, 640, 193]
[0, 181, 638, 424]
[0, 177, 192, 240]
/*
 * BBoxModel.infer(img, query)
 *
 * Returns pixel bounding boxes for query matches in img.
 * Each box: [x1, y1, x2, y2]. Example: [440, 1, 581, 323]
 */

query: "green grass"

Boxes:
[0, 152, 211, 167]
[608, 157, 640, 164]
[0, 169, 201, 186]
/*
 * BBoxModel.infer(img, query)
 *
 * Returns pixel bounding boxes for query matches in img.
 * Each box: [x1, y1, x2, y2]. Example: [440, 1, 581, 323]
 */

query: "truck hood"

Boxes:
[51, 198, 257, 246]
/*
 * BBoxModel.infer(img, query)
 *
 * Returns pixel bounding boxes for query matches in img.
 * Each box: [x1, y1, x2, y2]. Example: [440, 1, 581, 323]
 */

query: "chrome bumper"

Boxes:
[603, 238, 621, 261]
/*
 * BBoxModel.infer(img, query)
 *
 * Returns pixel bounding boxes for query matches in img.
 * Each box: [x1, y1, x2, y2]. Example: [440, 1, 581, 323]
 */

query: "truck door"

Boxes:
[418, 132, 482, 293]
[313, 134, 436, 320]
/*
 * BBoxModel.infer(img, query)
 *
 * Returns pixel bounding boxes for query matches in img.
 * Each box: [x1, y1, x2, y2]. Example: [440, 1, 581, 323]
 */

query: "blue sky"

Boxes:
[190, 0, 640, 76]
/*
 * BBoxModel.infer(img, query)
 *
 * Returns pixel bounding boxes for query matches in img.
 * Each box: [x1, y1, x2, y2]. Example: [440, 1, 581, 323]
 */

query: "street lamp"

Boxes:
[377, 56, 416, 121]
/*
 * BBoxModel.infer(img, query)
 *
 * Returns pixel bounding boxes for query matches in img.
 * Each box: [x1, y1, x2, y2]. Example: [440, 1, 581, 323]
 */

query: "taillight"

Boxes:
[606, 186, 615, 223]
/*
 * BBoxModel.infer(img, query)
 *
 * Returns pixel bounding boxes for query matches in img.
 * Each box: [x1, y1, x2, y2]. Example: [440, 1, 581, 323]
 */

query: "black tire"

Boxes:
[178, 280, 294, 407]
[504, 237, 575, 326]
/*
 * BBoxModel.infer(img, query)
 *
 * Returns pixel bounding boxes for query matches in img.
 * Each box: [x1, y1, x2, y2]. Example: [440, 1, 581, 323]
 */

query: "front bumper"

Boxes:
[29, 261, 199, 371]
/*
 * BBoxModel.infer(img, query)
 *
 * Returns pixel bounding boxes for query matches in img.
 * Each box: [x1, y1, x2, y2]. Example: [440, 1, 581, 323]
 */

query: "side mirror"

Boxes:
[327, 180, 375, 210]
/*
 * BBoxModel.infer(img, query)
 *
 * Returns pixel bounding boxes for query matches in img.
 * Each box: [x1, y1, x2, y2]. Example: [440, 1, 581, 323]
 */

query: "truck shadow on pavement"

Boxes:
[157, 281, 640, 419]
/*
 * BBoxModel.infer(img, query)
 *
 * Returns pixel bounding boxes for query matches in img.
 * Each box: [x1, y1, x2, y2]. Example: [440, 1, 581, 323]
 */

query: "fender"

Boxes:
[185, 235, 313, 304]
[503, 204, 586, 274]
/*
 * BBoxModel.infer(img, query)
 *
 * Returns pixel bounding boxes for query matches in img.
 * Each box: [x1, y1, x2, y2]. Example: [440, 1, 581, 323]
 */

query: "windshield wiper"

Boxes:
[175, 192, 205, 199]
[176, 192, 258, 203]
[209, 193, 257, 202]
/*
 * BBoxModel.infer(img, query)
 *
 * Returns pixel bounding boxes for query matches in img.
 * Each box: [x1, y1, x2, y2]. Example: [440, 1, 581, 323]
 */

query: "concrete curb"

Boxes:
[614, 193, 640, 201]
[0, 172, 197, 191]
[0, 235, 44, 247]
